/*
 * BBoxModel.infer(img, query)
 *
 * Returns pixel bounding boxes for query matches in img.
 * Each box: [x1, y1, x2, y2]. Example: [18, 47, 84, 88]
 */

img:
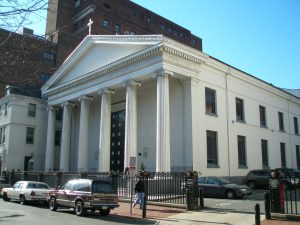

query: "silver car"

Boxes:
[1, 181, 51, 204]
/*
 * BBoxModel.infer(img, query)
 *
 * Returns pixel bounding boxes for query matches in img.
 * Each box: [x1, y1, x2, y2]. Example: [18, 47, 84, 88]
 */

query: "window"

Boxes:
[259, 105, 267, 127]
[192, 39, 196, 46]
[278, 112, 284, 131]
[0, 127, 5, 144]
[28, 103, 36, 117]
[280, 143, 286, 168]
[26, 127, 34, 144]
[160, 24, 165, 30]
[41, 73, 51, 84]
[236, 98, 245, 122]
[261, 139, 268, 168]
[131, 8, 137, 16]
[205, 88, 216, 115]
[103, 19, 109, 28]
[114, 24, 120, 33]
[56, 108, 62, 121]
[294, 117, 299, 135]
[237, 136, 247, 167]
[43, 52, 55, 64]
[4, 102, 8, 116]
[75, 0, 80, 8]
[55, 130, 61, 147]
[296, 145, 300, 169]
[207, 131, 218, 167]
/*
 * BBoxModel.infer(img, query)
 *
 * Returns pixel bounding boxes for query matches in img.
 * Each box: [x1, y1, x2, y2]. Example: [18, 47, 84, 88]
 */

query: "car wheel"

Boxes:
[226, 190, 235, 199]
[247, 180, 256, 189]
[100, 208, 110, 216]
[2, 193, 10, 201]
[49, 197, 58, 211]
[20, 195, 26, 205]
[75, 201, 85, 216]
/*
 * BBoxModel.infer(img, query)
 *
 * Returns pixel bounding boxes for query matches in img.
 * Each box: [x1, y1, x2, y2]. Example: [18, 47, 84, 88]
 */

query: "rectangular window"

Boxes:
[0, 127, 5, 144]
[205, 88, 216, 115]
[280, 142, 286, 168]
[236, 98, 245, 122]
[237, 135, 247, 167]
[278, 112, 284, 131]
[28, 103, 36, 117]
[4, 102, 8, 116]
[261, 139, 269, 168]
[26, 127, 34, 144]
[296, 145, 300, 169]
[75, 0, 80, 8]
[207, 130, 218, 167]
[103, 19, 109, 28]
[43, 52, 55, 64]
[56, 108, 62, 121]
[114, 24, 120, 33]
[294, 117, 299, 135]
[259, 105, 267, 127]
[55, 130, 61, 147]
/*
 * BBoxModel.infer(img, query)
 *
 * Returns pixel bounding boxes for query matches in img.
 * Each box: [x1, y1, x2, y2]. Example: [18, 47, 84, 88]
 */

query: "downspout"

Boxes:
[225, 67, 231, 178]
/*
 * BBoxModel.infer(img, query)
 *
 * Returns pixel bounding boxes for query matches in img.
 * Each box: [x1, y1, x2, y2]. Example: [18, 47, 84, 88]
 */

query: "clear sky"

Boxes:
[28, 0, 300, 89]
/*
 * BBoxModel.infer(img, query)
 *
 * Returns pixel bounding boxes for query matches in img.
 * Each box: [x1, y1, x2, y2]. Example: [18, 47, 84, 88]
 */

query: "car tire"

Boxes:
[2, 193, 10, 201]
[100, 208, 110, 216]
[49, 197, 58, 211]
[226, 190, 235, 199]
[75, 201, 85, 216]
[20, 195, 26, 205]
[247, 180, 256, 189]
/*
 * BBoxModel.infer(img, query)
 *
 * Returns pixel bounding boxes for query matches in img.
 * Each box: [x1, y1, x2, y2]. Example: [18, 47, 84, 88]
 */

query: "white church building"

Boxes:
[40, 35, 300, 179]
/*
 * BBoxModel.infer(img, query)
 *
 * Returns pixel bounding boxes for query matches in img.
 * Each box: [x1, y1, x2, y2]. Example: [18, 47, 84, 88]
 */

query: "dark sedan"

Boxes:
[198, 176, 251, 199]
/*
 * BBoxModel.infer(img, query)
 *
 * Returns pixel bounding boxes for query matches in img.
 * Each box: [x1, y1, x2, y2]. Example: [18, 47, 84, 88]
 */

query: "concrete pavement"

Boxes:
[113, 202, 300, 225]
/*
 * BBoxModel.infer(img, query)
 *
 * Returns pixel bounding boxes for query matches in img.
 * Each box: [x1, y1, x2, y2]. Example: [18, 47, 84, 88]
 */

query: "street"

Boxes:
[0, 190, 267, 225]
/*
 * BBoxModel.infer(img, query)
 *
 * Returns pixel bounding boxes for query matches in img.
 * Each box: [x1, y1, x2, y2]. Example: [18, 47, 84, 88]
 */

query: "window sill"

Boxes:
[238, 165, 248, 169]
[206, 112, 218, 117]
[207, 164, 220, 168]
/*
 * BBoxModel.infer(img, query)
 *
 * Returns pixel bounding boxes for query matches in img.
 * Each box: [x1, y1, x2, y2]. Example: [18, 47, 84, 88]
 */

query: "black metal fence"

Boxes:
[1, 170, 193, 206]
[269, 175, 300, 215]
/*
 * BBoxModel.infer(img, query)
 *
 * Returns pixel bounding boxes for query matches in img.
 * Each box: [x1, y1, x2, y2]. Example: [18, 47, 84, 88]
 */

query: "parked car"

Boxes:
[48, 179, 119, 216]
[244, 169, 271, 189]
[198, 176, 251, 199]
[1, 181, 51, 204]
[0, 178, 11, 196]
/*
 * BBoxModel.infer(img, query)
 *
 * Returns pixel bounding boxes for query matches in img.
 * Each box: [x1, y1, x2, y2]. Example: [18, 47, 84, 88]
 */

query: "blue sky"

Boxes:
[28, 0, 300, 89]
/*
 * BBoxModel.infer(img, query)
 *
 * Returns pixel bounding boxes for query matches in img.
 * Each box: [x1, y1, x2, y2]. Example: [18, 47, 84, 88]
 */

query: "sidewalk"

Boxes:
[111, 202, 300, 225]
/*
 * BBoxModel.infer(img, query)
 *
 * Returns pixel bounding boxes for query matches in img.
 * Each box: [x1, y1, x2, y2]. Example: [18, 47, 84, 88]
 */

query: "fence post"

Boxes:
[264, 192, 271, 220]
[255, 204, 261, 225]
[199, 188, 204, 208]
[142, 171, 148, 218]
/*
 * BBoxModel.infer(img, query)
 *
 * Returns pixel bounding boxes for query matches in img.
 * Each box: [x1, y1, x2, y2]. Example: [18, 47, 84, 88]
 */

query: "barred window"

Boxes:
[261, 139, 268, 168]
[28, 103, 36, 117]
[278, 112, 284, 131]
[205, 88, 216, 115]
[236, 98, 245, 122]
[238, 136, 247, 167]
[207, 131, 218, 167]
[294, 117, 299, 135]
[280, 143, 286, 168]
[26, 127, 34, 144]
[259, 105, 267, 127]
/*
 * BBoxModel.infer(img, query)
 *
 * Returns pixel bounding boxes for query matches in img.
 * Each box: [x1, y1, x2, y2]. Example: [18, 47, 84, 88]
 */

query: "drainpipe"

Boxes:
[225, 67, 231, 178]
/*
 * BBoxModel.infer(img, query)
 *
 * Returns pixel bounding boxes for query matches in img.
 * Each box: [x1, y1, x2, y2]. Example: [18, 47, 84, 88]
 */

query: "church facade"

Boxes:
[41, 35, 300, 179]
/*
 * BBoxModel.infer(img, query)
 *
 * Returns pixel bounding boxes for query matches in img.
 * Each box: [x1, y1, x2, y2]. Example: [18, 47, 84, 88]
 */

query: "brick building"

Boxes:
[46, 0, 202, 67]
[0, 28, 57, 97]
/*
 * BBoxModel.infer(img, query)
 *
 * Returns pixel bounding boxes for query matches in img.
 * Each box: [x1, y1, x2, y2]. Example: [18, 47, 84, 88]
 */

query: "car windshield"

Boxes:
[217, 178, 231, 185]
[92, 181, 116, 194]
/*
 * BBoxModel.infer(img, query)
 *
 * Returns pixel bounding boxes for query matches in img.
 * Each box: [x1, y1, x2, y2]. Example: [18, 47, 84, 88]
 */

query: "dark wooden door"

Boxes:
[110, 111, 125, 172]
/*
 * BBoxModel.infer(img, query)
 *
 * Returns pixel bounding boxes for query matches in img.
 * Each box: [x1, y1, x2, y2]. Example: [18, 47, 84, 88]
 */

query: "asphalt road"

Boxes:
[0, 199, 156, 225]
[0, 190, 267, 225]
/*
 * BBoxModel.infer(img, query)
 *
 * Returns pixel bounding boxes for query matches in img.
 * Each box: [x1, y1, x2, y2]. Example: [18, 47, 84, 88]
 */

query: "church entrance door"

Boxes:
[110, 111, 125, 172]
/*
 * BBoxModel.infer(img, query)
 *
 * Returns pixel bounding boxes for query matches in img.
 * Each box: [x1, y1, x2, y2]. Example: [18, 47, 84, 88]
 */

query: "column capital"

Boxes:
[123, 80, 141, 88]
[98, 89, 115, 95]
[156, 69, 174, 77]
[78, 95, 93, 102]
[47, 106, 59, 111]
[61, 101, 76, 108]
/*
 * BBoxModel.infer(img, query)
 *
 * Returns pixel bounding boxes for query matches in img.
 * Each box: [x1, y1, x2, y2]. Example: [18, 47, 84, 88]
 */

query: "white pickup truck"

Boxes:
[1, 180, 51, 204]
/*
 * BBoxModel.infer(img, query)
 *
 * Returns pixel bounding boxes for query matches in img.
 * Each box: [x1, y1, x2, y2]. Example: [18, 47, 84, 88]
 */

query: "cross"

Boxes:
[87, 18, 93, 35]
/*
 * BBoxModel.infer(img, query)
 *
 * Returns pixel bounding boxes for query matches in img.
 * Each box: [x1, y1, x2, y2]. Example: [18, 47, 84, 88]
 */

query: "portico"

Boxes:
[41, 35, 204, 172]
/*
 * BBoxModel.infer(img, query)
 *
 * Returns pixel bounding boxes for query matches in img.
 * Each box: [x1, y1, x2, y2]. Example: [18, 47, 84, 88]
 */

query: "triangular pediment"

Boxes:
[42, 35, 163, 93]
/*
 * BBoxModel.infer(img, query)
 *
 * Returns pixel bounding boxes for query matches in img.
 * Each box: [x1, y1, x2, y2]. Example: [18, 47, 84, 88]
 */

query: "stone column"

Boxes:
[156, 70, 173, 172]
[59, 102, 74, 171]
[45, 106, 56, 170]
[124, 81, 140, 168]
[77, 96, 92, 171]
[98, 90, 114, 172]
